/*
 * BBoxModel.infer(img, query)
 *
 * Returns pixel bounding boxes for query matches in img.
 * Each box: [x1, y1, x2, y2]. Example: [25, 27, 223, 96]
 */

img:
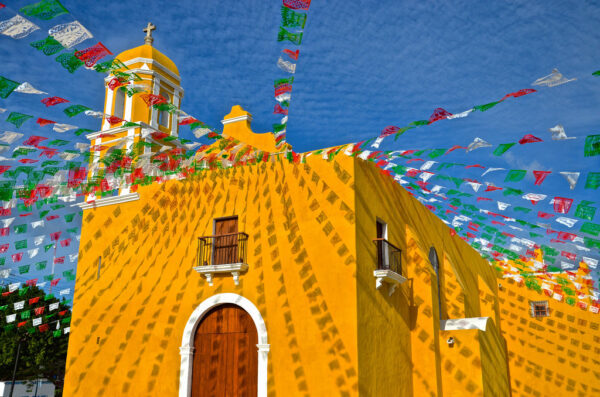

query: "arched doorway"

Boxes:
[191, 304, 258, 397]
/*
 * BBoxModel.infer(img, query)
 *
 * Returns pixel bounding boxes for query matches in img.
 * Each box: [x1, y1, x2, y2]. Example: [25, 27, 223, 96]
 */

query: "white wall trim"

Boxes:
[221, 114, 253, 125]
[122, 57, 181, 82]
[440, 317, 489, 331]
[71, 192, 140, 210]
[179, 293, 269, 397]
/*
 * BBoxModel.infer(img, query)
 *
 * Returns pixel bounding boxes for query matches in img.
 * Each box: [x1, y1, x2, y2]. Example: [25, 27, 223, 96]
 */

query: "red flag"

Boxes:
[446, 145, 466, 154]
[50, 231, 61, 241]
[17, 321, 27, 328]
[50, 278, 61, 287]
[106, 115, 123, 125]
[477, 197, 492, 202]
[465, 164, 485, 169]
[41, 96, 69, 107]
[107, 77, 126, 90]
[273, 104, 288, 115]
[283, 0, 311, 10]
[0, 166, 9, 175]
[39, 324, 49, 332]
[533, 170, 551, 185]
[34, 307, 45, 315]
[500, 88, 536, 101]
[553, 197, 573, 214]
[60, 239, 71, 247]
[178, 117, 199, 126]
[53, 256, 64, 264]
[557, 231, 576, 241]
[518, 134, 543, 144]
[23, 135, 48, 147]
[74, 42, 112, 67]
[140, 93, 168, 107]
[0, 227, 8, 236]
[40, 149, 58, 158]
[36, 118, 55, 127]
[537, 211, 554, 219]
[484, 185, 502, 192]
[275, 84, 292, 97]
[282, 49, 299, 60]
[25, 278, 37, 286]
[428, 108, 453, 124]
[11, 253, 22, 262]
[561, 251, 576, 260]
[18, 159, 37, 164]
[29, 296, 40, 305]
[59, 310, 67, 316]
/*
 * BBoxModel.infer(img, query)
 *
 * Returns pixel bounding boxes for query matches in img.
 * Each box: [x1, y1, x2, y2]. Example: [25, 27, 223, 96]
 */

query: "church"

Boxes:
[62, 27, 599, 397]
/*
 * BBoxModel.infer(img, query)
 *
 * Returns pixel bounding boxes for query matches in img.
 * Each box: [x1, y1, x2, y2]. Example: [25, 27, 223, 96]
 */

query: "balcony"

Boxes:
[194, 232, 249, 286]
[373, 238, 407, 295]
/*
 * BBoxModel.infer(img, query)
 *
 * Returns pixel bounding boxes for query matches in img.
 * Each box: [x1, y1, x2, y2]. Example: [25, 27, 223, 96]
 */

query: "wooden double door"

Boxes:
[191, 304, 258, 397]
[213, 217, 238, 265]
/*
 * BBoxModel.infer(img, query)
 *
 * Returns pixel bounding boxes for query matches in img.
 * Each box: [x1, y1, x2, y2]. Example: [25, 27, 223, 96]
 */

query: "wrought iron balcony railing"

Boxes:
[373, 238, 402, 275]
[197, 232, 249, 267]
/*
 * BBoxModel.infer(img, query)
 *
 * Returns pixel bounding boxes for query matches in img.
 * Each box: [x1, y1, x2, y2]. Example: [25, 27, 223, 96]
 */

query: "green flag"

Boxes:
[30, 35, 64, 55]
[584, 135, 600, 157]
[21, 310, 30, 319]
[15, 240, 27, 250]
[6, 112, 33, 128]
[277, 27, 303, 45]
[44, 243, 54, 252]
[514, 207, 531, 213]
[575, 202, 596, 220]
[493, 143, 515, 156]
[281, 6, 307, 28]
[14, 224, 27, 234]
[19, 287, 30, 296]
[20, 0, 68, 20]
[409, 120, 429, 127]
[63, 104, 89, 117]
[503, 188, 523, 196]
[56, 52, 84, 73]
[581, 222, 600, 236]
[505, 170, 526, 182]
[49, 139, 69, 146]
[474, 101, 500, 112]
[428, 149, 446, 159]
[18, 265, 30, 274]
[35, 261, 47, 270]
[585, 172, 600, 189]
[584, 237, 600, 249]
[593, 70, 600, 76]
[73, 128, 93, 136]
[0, 76, 21, 99]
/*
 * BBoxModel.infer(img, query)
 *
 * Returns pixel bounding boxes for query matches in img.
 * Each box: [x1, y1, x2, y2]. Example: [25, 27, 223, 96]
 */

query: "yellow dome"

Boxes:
[115, 44, 179, 76]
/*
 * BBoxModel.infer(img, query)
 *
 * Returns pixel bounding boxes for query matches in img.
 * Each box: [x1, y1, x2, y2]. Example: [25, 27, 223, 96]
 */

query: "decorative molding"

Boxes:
[374, 269, 408, 296]
[123, 57, 181, 82]
[440, 317, 490, 331]
[72, 193, 140, 210]
[193, 263, 249, 286]
[179, 293, 269, 397]
[221, 114, 253, 125]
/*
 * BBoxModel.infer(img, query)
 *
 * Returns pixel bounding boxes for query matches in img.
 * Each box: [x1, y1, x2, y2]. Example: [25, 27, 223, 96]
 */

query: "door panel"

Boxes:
[214, 218, 238, 265]
[192, 304, 257, 397]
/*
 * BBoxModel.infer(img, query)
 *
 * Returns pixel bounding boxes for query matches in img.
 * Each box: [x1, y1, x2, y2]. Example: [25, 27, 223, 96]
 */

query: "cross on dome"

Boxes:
[143, 22, 156, 45]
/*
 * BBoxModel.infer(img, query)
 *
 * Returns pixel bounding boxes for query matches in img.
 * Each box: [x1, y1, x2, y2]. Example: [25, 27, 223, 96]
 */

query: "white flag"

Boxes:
[64, 327, 70, 334]
[1, 217, 14, 227]
[497, 202, 511, 211]
[583, 257, 598, 268]
[0, 131, 24, 144]
[446, 109, 473, 119]
[84, 110, 104, 118]
[33, 235, 45, 246]
[14, 300, 25, 310]
[27, 248, 39, 258]
[555, 217, 577, 228]
[59, 288, 70, 295]
[9, 282, 19, 292]
[53, 123, 77, 133]
[532, 68, 576, 87]
[49, 302, 59, 311]
[14, 82, 47, 95]
[69, 254, 78, 262]
[560, 172, 579, 190]
[420, 161, 437, 170]
[32, 317, 42, 327]
[548, 124, 575, 140]
[49, 21, 93, 48]
[6, 314, 16, 323]
[0, 15, 39, 39]
[522, 193, 547, 203]
[31, 220, 45, 229]
[0, 269, 10, 278]
[277, 57, 296, 74]
[467, 137, 492, 152]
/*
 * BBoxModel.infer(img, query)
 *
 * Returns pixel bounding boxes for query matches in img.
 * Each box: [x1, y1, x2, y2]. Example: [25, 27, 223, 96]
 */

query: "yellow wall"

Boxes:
[353, 160, 510, 397]
[498, 277, 600, 397]
[64, 154, 360, 396]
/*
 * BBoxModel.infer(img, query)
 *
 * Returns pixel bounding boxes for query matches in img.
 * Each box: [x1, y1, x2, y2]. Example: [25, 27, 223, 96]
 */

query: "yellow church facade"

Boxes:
[62, 36, 599, 396]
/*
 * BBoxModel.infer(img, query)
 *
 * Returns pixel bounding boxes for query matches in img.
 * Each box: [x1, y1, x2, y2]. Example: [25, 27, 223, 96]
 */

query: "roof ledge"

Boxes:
[440, 317, 489, 331]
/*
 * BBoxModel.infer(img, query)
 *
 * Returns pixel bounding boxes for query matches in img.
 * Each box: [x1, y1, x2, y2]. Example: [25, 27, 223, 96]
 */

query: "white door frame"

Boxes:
[178, 293, 269, 397]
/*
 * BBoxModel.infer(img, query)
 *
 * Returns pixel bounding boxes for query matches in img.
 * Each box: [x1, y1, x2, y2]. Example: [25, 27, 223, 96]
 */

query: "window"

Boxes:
[158, 91, 170, 127]
[113, 88, 125, 119]
[429, 247, 443, 319]
[376, 219, 388, 269]
[530, 300, 549, 318]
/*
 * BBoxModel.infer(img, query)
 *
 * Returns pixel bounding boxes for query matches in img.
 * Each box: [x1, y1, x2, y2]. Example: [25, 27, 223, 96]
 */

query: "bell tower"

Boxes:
[79, 23, 184, 208]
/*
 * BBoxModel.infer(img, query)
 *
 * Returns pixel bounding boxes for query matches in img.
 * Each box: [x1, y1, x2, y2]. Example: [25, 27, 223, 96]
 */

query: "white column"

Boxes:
[102, 87, 114, 131]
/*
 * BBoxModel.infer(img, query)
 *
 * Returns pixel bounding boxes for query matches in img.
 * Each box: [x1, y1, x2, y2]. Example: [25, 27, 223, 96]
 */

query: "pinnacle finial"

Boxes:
[143, 22, 156, 45]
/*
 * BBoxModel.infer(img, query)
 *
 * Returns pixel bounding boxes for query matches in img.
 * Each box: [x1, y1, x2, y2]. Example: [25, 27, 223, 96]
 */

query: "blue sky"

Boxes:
[0, 0, 599, 296]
